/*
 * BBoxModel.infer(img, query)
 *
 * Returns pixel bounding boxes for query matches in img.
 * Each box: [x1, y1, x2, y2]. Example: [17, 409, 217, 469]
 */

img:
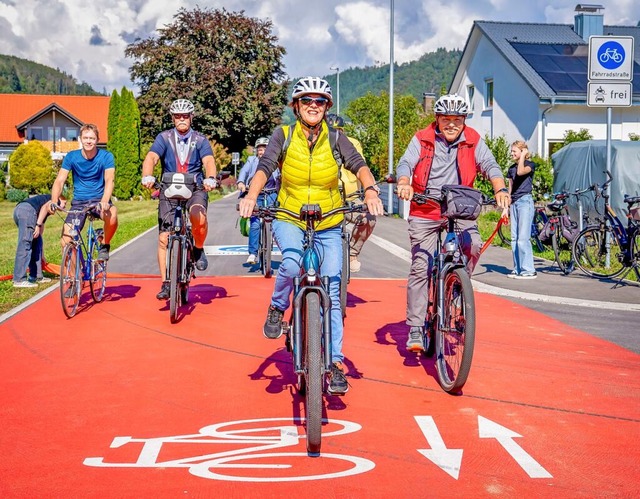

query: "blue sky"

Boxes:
[0, 0, 637, 93]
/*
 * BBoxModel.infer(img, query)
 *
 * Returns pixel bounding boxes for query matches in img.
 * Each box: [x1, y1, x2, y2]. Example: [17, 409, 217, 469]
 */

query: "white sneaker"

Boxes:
[246, 254, 257, 264]
[13, 280, 37, 288]
[515, 272, 537, 279]
[507, 271, 519, 279]
[350, 257, 361, 273]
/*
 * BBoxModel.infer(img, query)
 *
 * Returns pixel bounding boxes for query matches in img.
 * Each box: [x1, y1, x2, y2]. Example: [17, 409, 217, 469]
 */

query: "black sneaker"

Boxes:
[156, 281, 170, 300]
[97, 244, 110, 261]
[406, 326, 425, 352]
[263, 305, 284, 339]
[328, 362, 349, 395]
[193, 247, 208, 271]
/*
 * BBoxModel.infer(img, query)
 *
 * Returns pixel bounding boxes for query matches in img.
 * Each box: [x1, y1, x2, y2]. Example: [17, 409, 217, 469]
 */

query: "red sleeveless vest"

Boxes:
[409, 123, 480, 220]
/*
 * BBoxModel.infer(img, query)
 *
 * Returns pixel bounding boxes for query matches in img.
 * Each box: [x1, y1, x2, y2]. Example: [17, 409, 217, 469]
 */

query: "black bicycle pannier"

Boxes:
[440, 185, 484, 221]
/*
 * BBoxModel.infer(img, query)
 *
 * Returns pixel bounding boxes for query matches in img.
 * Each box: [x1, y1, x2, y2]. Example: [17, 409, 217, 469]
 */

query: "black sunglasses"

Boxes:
[299, 97, 329, 107]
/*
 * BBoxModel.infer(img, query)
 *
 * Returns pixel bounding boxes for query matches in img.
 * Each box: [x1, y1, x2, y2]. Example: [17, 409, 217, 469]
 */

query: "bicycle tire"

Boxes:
[90, 237, 108, 302]
[60, 244, 80, 318]
[551, 226, 574, 275]
[340, 231, 350, 318]
[169, 238, 181, 323]
[632, 230, 640, 281]
[304, 291, 323, 455]
[532, 211, 547, 252]
[497, 219, 511, 245]
[435, 268, 475, 394]
[573, 226, 625, 278]
[263, 221, 273, 278]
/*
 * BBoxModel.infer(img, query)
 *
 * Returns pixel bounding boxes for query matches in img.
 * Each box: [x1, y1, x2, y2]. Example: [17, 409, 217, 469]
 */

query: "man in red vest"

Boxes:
[395, 94, 511, 352]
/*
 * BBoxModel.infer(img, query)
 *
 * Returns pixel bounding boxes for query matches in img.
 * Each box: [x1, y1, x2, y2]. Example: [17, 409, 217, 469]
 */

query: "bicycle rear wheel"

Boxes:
[304, 292, 323, 455]
[632, 230, 640, 280]
[551, 226, 574, 275]
[60, 244, 80, 318]
[435, 268, 475, 394]
[573, 226, 625, 278]
[169, 238, 182, 323]
[90, 240, 108, 302]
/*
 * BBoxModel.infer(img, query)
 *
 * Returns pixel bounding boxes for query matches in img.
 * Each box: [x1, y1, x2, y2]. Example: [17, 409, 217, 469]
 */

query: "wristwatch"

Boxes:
[364, 185, 380, 194]
[496, 187, 509, 195]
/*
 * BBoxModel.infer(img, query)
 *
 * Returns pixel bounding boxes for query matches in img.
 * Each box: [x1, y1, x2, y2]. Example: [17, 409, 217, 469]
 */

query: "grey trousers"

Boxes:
[13, 203, 43, 283]
[406, 216, 481, 327]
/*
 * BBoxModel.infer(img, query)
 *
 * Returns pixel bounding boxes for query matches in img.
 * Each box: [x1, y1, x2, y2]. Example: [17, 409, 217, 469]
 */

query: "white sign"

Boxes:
[587, 82, 633, 107]
[588, 36, 634, 81]
[231, 152, 240, 165]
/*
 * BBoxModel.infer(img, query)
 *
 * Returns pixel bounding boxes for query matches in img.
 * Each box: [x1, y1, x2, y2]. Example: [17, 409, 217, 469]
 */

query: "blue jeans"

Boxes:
[271, 220, 344, 363]
[13, 203, 43, 283]
[248, 192, 278, 256]
[510, 194, 535, 274]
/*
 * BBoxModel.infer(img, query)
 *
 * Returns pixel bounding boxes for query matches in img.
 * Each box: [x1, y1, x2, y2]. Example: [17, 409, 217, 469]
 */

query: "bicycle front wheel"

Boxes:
[60, 244, 80, 318]
[169, 238, 182, 323]
[304, 291, 323, 455]
[90, 241, 108, 302]
[632, 230, 640, 280]
[340, 232, 350, 318]
[573, 226, 624, 278]
[262, 221, 273, 278]
[435, 268, 475, 394]
[551, 227, 574, 275]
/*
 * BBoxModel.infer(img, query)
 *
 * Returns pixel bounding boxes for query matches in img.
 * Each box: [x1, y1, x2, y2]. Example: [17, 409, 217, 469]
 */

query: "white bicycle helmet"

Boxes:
[255, 137, 269, 148]
[169, 98, 195, 115]
[291, 77, 333, 103]
[434, 94, 469, 116]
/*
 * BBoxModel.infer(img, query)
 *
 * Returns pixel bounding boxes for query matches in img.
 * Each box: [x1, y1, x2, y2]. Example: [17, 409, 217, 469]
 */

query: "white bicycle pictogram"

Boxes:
[84, 417, 375, 482]
[599, 48, 623, 64]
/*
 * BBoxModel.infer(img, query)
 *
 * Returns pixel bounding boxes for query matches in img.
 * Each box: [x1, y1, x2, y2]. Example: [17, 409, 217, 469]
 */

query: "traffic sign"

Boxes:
[231, 152, 240, 165]
[588, 36, 634, 81]
[587, 82, 633, 107]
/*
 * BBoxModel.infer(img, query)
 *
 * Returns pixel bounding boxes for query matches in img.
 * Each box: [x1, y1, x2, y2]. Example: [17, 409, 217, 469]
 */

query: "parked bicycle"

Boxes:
[55, 203, 108, 318]
[572, 171, 640, 281]
[410, 187, 489, 394]
[156, 171, 227, 323]
[249, 202, 367, 455]
[256, 187, 278, 278]
[497, 204, 548, 252]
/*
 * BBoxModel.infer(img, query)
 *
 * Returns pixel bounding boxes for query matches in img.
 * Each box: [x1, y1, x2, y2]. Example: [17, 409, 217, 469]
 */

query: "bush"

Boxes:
[6, 188, 28, 203]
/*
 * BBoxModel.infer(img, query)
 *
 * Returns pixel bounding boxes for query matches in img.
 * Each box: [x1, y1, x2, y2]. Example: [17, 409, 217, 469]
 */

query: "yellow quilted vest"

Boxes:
[339, 136, 363, 198]
[278, 122, 344, 230]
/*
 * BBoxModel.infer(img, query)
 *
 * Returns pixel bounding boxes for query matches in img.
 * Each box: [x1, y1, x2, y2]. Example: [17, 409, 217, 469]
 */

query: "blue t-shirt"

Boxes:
[149, 128, 214, 179]
[507, 159, 536, 202]
[61, 149, 115, 201]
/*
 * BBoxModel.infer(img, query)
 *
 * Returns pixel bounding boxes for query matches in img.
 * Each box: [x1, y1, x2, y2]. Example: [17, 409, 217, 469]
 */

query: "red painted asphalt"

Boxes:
[1, 277, 638, 497]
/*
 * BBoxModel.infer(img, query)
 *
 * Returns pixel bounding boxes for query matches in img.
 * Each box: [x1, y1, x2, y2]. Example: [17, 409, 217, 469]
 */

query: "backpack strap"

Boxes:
[278, 124, 294, 166]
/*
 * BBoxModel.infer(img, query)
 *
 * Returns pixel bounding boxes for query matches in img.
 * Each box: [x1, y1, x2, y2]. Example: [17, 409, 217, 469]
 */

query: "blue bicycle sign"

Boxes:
[597, 41, 625, 69]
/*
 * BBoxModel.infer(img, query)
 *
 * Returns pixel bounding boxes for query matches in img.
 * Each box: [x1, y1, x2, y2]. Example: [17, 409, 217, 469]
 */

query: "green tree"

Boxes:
[126, 7, 288, 152]
[9, 141, 55, 193]
[107, 89, 121, 166]
[114, 88, 142, 199]
[346, 92, 432, 179]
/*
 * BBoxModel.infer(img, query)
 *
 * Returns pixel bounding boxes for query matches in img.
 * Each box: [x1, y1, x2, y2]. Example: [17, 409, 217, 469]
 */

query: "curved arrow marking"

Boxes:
[415, 416, 463, 479]
[478, 416, 552, 479]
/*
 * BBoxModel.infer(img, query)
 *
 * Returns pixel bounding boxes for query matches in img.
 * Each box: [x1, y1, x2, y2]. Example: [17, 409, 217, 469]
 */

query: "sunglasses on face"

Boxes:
[173, 114, 191, 120]
[299, 97, 329, 107]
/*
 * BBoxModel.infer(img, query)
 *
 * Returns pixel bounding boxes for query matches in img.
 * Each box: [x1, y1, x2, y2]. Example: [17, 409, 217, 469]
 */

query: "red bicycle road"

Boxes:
[1, 276, 638, 497]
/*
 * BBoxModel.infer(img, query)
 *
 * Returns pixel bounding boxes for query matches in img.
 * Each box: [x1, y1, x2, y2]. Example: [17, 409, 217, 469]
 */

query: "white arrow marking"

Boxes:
[415, 416, 463, 479]
[478, 416, 552, 479]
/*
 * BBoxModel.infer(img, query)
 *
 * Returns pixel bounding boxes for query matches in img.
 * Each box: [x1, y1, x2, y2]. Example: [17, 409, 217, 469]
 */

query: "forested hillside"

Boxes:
[0, 54, 101, 95]
[323, 47, 462, 110]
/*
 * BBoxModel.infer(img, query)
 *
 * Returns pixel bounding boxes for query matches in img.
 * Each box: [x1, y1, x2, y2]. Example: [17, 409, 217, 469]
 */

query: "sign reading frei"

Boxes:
[587, 82, 632, 107]
[588, 36, 634, 81]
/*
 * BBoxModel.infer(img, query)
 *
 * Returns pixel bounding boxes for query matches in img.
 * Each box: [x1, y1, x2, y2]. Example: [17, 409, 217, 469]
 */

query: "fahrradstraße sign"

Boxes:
[588, 36, 634, 81]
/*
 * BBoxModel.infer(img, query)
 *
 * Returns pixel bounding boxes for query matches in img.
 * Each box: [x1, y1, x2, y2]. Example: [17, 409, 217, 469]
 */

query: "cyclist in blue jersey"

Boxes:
[237, 137, 280, 264]
[50, 124, 118, 261]
[141, 99, 218, 300]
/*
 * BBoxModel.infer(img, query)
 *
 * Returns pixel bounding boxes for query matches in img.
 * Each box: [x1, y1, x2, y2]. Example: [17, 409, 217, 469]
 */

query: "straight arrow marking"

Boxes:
[478, 416, 552, 479]
[415, 416, 463, 479]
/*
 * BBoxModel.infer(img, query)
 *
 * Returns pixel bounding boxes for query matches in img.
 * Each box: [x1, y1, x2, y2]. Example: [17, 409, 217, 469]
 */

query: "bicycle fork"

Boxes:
[292, 276, 332, 374]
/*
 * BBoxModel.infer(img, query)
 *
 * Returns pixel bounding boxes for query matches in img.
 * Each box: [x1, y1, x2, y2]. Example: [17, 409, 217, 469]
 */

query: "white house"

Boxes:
[449, 4, 640, 158]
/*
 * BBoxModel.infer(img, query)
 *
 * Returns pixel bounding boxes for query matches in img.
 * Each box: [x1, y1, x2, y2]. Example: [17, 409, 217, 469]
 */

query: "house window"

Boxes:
[65, 127, 78, 141]
[47, 127, 62, 141]
[485, 80, 494, 109]
[29, 127, 44, 140]
[467, 85, 475, 112]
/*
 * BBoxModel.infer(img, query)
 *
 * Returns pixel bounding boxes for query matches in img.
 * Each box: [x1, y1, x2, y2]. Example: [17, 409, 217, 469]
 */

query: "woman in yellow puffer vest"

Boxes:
[238, 76, 384, 395]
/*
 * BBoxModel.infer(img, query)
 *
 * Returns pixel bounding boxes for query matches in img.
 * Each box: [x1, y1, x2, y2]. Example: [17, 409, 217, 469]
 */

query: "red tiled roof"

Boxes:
[0, 94, 111, 144]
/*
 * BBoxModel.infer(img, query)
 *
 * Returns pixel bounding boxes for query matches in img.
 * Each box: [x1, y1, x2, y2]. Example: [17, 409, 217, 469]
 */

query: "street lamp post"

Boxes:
[387, 0, 395, 213]
[330, 66, 340, 116]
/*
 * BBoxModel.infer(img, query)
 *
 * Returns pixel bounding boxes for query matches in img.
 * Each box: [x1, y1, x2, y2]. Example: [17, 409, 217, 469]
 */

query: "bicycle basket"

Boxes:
[440, 185, 483, 220]
[162, 172, 196, 200]
[630, 204, 640, 221]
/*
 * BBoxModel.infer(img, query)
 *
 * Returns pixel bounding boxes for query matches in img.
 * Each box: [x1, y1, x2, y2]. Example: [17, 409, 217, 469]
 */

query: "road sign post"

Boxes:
[232, 152, 240, 179]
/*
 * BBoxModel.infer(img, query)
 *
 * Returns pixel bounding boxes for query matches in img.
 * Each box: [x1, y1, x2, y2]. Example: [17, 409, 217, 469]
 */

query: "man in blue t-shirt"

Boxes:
[50, 123, 118, 261]
[141, 98, 218, 300]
